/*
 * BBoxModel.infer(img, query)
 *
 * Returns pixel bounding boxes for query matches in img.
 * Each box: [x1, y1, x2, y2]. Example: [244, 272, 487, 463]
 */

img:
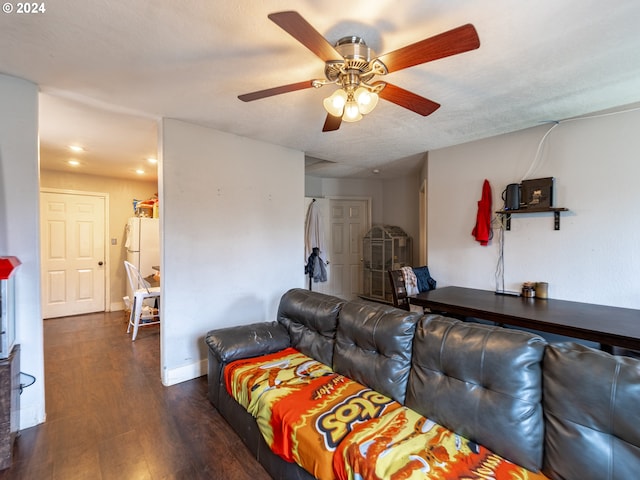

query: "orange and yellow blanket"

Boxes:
[225, 348, 549, 480]
[225, 348, 400, 479]
[334, 406, 550, 480]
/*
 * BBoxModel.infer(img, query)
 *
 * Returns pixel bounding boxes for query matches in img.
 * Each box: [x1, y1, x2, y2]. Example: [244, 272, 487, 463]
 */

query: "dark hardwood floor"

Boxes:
[0, 312, 271, 479]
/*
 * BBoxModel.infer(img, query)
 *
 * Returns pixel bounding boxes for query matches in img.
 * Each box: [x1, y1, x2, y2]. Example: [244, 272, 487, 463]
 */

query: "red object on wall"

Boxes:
[472, 180, 492, 246]
[0, 257, 21, 280]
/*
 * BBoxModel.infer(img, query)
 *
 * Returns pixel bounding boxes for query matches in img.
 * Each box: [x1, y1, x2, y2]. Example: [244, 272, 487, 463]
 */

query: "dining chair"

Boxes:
[124, 260, 160, 340]
[388, 269, 411, 311]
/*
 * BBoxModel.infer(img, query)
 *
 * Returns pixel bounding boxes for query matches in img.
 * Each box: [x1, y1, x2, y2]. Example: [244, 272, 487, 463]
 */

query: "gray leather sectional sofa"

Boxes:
[205, 288, 640, 480]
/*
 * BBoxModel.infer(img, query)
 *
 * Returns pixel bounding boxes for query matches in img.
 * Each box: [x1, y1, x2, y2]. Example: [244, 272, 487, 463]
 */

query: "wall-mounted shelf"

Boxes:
[496, 207, 569, 231]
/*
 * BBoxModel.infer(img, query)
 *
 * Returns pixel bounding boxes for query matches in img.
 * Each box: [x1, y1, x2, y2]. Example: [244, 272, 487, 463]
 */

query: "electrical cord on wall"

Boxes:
[494, 214, 506, 292]
[521, 104, 640, 181]
[497, 104, 640, 291]
[19, 372, 36, 394]
[521, 121, 559, 181]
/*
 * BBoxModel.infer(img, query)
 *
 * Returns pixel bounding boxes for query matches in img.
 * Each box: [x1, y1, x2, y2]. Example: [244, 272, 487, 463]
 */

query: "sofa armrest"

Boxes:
[205, 321, 291, 364]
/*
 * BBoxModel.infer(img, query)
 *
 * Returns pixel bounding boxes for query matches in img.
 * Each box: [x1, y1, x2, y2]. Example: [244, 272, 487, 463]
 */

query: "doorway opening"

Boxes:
[38, 93, 159, 319]
[304, 197, 371, 300]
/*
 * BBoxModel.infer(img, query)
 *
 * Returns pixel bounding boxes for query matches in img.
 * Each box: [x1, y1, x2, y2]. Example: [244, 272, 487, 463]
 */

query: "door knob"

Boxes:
[98, 261, 104, 266]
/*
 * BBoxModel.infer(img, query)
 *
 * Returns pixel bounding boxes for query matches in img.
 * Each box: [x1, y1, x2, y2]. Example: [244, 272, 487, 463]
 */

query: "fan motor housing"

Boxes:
[325, 36, 386, 84]
[336, 36, 373, 62]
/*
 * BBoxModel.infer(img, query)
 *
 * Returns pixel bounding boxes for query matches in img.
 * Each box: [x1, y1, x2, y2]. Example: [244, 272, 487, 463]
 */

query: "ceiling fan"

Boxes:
[238, 11, 480, 132]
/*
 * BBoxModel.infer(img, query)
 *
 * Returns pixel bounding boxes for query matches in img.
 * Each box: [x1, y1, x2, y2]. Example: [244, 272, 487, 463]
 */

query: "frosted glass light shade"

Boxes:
[355, 87, 379, 115]
[342, 100, 363, 122]
[323, 89, 347, 116]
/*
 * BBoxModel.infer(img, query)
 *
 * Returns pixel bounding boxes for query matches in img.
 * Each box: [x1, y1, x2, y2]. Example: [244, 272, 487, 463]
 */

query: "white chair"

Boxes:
[124, 260, 160, 341]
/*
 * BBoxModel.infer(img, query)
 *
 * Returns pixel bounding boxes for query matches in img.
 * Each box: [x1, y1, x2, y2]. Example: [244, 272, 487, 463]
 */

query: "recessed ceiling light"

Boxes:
[147, 157, 157, 164]
[68, 160, 80, 166]
[68, 145, 85, 153]
[136, 169, 145, 175]
[372, 168, 381, 174]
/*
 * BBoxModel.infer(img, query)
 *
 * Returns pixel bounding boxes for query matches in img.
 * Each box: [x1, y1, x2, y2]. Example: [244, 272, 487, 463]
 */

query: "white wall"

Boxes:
[428, 106, 640, 308]
[160, 119, 304, 385]
[306, 175, 423, 265]
[305, 176, 384, 224]
[382, 175, 421, 263]
[0, 74, 45, 428]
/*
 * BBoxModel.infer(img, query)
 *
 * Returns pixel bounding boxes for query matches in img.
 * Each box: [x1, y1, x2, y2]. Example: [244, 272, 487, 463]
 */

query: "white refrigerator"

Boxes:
[125, 217, 160, 300]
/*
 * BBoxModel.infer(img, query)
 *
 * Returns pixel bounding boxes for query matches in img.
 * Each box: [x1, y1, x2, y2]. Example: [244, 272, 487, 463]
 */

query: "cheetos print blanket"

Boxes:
[225, 348, 549, 480]
[333, 406, 550, 480]
[225, 348, 400, 479]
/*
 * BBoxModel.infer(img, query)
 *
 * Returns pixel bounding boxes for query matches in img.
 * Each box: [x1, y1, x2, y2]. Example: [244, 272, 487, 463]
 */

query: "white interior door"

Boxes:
[328, 199, 370, 300]
[40, 190, 106, 318]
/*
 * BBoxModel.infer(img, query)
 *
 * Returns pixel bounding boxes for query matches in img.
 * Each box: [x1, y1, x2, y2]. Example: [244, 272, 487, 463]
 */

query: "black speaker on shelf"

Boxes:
[502, 183, 521, 210]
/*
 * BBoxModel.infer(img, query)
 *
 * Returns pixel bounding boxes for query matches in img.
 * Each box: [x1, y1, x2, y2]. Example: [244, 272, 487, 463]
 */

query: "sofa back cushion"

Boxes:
[405, 316, 546, 472]
[277, 288, 345, 366]
[333, 299, 420, 404]
[543, 343, 640, 480]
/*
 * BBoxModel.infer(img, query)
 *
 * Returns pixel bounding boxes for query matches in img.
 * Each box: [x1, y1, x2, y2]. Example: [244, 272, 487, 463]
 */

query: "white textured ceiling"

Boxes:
[2, 0, 640, 181]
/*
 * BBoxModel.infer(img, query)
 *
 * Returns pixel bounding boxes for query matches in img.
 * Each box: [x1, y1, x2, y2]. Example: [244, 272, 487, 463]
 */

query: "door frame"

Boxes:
[419, 179, 428, 266]
[40, 187, 111, 314]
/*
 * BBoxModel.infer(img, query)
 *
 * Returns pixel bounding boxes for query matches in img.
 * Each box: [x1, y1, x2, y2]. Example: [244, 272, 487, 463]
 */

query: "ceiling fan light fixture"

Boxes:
[241, 12, 480, 132]
[354, 87, 378, 115]
[323, 89, 347, 116]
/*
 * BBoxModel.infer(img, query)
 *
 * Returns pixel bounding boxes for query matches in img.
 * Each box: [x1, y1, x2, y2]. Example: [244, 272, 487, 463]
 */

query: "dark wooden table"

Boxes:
[410, 286, 640, 351]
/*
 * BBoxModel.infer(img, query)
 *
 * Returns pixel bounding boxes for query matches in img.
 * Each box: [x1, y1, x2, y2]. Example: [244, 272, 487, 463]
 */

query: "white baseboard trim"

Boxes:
[162, 358, 207, 386]
[110, 301, 125, 312]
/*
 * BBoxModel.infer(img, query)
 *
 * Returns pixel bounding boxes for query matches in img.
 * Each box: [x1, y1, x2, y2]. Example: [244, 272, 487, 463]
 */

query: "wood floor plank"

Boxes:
[0, 312, 271, 480]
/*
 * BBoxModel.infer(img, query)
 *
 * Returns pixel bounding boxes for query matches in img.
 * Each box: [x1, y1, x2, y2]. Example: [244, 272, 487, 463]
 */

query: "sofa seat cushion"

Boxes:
[225, 347, 400, 480]
[405, 316, 547, 472]
[333, 406, 550, 480]
[543, 343, 640, 480]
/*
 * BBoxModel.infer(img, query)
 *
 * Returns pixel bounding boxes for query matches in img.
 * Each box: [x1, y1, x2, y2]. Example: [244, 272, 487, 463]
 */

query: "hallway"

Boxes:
[0, 312, 270, 479]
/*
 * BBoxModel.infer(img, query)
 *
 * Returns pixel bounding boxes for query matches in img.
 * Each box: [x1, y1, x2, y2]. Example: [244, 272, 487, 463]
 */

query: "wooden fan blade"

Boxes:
[268, 11, 341, 62]
[238, 81, 314, 102]
[322, 114, 342, 132]
[378, 83, 440, 116]
[377, 24, 480, 73]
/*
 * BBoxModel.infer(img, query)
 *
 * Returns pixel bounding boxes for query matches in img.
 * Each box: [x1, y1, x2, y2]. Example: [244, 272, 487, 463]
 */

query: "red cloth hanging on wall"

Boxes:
[472, 179, 492, 246]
